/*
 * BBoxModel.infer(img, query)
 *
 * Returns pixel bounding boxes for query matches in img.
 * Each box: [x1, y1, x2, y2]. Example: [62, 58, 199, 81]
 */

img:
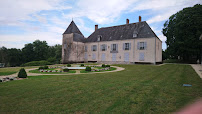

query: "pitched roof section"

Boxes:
[63, 21, 83, 36]
[85, 21, 158, 42]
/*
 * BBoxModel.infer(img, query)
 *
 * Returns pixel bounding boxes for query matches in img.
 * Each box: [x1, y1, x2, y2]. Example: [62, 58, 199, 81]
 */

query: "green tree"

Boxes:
[0, 47, 8, 65]
[33, 40, 49, 61]
[22, 43, 35, 63]
[8, 48, 23, 66]
[163, 4, 202, 62]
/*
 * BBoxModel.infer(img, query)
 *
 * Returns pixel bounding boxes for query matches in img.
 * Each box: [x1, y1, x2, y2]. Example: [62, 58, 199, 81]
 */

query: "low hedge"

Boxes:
[63, 69, 69, 72]
[23, 60, 52, 66]
[80, 64, 84, 67]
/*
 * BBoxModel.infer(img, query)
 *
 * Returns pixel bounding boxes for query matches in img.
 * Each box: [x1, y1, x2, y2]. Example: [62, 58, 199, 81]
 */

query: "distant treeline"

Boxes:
[0, 40, 62, 67]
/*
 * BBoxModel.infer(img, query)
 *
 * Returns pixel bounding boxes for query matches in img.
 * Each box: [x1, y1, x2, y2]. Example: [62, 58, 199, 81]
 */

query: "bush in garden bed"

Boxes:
[80, 64, 84, 67]
[63, 69, 69, 72]
[102, 64, 106, 67]
[106, 65, 110, 67]
[67, 64, 71, 67]
[38, 66, 44, 70]
[85, 66, 91, 71]
[44, 65, 49, 69]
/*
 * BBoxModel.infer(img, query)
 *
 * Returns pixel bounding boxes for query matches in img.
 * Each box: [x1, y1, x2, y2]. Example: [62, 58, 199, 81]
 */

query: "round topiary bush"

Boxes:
[102, 64, 106, 67]
[63, 68, 69, 72]
[18, 68, 27, 78]
[85, 66, 91, 71]
[38, 66, 44, 70]
[67, 64, 71, 67]
[80, 64, 84, 67]
[106, 65, 110, 67]
[44, 65, 49, 69]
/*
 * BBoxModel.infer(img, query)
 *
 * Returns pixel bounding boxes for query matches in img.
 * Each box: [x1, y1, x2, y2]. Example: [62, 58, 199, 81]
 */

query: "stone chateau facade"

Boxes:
[62, 16, 162, 64]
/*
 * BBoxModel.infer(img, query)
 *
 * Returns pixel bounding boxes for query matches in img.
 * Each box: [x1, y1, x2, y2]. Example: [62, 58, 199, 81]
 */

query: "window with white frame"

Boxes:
[138, 42, 147, 50]
[112, 44, 117, 51]
[133, 31, 138, 37]
[97, 35, 102, 41]
[92, 45, 97, 51]
[123, 43, 131, 50]
[101, 44, 106, 51]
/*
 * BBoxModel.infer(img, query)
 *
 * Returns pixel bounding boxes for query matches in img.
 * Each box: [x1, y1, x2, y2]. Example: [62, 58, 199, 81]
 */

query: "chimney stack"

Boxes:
[139, 16, 142, 22]
[126, 19, 129, 24]
[95, 25, 98, 31]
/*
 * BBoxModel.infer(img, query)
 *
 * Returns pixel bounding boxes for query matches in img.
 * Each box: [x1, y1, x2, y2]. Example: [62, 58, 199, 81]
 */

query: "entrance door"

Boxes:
[101, 53, 106, 61]
[124, 53, 129, 62]
[112, 53, 116, 61]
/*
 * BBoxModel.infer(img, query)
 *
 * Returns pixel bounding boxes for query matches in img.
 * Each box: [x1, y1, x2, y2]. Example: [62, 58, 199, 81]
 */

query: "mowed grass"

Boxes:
[0, 64, 202, 113]
[0, 66, 38, 76]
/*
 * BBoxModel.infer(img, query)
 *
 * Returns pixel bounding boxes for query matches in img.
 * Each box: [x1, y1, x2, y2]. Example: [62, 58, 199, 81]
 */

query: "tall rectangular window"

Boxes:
[85, 45, 88, 52]
[101, 44, 107, 51]
[92, 45, 97, 51]
[137, 42, 147, 50]
[123, 43, 131, 50]
[110, 44, 118, 53]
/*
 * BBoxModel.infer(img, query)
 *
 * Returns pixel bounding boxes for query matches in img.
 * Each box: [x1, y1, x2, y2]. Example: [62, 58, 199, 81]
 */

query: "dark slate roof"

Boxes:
[85, 21, 158, 42]
[73, 33, 85, 42]
[63, 21, 83, 36]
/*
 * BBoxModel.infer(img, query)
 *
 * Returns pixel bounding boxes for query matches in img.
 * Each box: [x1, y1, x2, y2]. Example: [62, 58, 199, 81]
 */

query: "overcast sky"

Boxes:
[0, 0, 201, 50]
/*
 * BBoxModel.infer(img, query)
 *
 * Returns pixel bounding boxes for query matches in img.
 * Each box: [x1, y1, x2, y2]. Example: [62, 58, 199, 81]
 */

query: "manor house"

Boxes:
[62, 16, 162, 64]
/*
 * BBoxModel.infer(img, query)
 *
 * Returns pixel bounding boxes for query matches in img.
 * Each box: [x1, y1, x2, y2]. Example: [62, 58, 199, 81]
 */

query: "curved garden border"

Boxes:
[0, 65, 125, 80]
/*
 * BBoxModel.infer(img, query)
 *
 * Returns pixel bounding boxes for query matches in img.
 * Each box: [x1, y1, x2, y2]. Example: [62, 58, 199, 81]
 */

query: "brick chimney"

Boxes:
[95, 25, 98, 31]
[126, 19, 129, 24]
[139, 16, 142, 22]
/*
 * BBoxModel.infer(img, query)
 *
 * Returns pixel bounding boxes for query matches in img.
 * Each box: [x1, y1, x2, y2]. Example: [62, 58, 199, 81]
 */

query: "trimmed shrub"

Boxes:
[18, 68, 27, 78]
[106, 65, 110, 67]
[85, 66, 91, 71]
[44, 65, 49, 69]
[102, 64, 106, 67]
[38, 66, 44, 70]
[67, 64, 71, 67]
[24, 60, 52, 66]
[63, 68, 69, 72]
[80, 64, 84, 67]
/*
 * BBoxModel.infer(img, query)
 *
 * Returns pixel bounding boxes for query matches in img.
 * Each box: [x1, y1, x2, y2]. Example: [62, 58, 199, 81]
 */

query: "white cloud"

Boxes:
[65, 0, 138, 24]
[0, 0, 71, 26]
[131, 0, 202, 24]
[0, 32, 61, 49]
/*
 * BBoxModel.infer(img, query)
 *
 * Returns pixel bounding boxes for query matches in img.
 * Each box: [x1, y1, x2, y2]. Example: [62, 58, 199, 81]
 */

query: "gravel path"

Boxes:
[0, 66, 125, 79]
[191, 64, 202, 79]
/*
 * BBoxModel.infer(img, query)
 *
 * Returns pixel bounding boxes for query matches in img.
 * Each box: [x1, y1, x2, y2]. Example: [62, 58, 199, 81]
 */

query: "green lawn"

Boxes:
[0, 66, 38, 76]
[0, 64, 202, 113]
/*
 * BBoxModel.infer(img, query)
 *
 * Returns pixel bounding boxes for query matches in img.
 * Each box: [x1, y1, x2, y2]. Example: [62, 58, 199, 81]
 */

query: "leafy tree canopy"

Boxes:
[163, 4, 202, 62]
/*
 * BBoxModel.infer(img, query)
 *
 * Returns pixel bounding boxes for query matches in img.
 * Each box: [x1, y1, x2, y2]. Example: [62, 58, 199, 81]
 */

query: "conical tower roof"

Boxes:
[63, 21, 83, 36]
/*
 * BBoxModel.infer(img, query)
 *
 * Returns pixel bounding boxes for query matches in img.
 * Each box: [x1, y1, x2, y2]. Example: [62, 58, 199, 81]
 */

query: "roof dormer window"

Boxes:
[133, 31, 138, 38]
[97, 35, 102, 41]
